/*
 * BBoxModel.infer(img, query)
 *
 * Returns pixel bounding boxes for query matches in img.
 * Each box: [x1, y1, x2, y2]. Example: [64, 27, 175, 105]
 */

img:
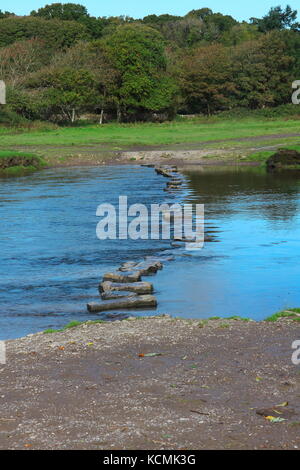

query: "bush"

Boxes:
[0, 108, 28, 126]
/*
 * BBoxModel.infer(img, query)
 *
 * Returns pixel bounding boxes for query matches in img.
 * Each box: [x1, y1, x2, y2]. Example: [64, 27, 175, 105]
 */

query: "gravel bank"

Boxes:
[0, 316, 299, 450]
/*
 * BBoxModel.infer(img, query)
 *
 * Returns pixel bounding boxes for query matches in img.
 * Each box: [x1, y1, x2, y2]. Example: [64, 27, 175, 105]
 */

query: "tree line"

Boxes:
[0, 3, 299, 124]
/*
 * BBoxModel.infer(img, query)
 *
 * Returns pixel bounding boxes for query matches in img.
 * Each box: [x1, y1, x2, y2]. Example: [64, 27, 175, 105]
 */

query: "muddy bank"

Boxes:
[0, 316, 299, 450]
[2, 141, 284, 169]
[44, 147, 263, 169]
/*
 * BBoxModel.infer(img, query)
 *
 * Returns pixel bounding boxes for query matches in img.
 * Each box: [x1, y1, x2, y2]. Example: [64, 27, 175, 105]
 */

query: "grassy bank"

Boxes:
[0, 116, 300, 149]
[41, 309, 300, 335]
[0, 115, 299, 168]
[0, 151, 46, 176]
[246, 145, 300, 163]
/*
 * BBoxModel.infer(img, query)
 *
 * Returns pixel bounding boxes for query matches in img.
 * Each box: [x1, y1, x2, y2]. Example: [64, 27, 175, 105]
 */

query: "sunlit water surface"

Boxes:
[1, 165, 300, 339]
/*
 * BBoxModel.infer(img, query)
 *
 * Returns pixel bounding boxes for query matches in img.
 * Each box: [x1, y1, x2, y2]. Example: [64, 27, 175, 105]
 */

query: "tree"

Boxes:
[0, 39, 49, 87]
[160, 17, 206, 47]
[1, 3, 300, 124]
[186, 8, 213, 20]
[231, 33, 294, 108]
[280, 29, 300, 82]
[206, 13, 237, 32]
[26, 67, 100, 122]
[103, 24, 177, 121]
[221, 23, 259, 46]
[259, 32, 295, 105]
[231, 40, 274, 109]
[142, 14, 182, 28]
[180, 45, 236, 115]
[250, 5, 299, 32]
[0, 17, 88, 48]
[50, 40, 121, 122]
[0, 10, 15, 18]
[30, 3, 89, 21]
[30, 2, 106, 39]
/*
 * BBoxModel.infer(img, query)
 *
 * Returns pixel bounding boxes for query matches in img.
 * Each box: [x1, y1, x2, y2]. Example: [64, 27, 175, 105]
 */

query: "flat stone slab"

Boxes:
[102, 272, 141, 283]
[119, 259, 163, 275]
[87, 295, 157, 312]
[101, 291, 138, 300]
[155, 167, 173, 178]
[99, 280, 153, 294]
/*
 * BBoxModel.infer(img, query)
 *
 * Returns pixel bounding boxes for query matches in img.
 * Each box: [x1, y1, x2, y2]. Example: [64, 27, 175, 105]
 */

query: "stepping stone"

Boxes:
[87, 295, 157, 313]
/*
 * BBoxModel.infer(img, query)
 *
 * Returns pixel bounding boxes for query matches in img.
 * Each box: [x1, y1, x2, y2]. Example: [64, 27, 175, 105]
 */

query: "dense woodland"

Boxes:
[0, 3, 300, 123]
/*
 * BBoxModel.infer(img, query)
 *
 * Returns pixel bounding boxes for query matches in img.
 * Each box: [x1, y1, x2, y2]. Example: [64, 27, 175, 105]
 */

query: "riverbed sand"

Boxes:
[0, 316, 299, 450]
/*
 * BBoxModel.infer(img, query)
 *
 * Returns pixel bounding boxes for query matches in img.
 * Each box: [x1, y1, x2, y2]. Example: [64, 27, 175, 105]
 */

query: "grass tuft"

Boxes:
[43, 319, 106, 334]
[265, 309, 300, 322]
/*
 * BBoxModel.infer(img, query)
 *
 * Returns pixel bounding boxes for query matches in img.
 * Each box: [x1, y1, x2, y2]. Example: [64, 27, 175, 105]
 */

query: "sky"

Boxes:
[0, 0, 299, 22]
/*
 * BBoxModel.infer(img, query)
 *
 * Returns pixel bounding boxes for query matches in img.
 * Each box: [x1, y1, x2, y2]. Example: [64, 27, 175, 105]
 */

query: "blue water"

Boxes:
[1, 164, 300, 339]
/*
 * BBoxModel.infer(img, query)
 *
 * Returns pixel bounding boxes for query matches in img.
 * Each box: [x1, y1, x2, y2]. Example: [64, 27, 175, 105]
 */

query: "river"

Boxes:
[1, 164, 300, 339]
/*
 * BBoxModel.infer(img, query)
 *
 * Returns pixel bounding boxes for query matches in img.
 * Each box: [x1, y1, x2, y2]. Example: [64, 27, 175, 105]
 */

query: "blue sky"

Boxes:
[0, 1, 299, 21]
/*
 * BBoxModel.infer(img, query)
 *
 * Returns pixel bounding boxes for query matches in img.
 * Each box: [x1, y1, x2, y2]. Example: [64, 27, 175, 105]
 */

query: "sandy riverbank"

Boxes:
[0, 316, 299, 450]
[43, 146, 263, 168]
[6, 139, 281, 169]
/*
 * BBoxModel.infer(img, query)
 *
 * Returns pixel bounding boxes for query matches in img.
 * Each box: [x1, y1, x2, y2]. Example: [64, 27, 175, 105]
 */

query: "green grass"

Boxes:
[265, 309, 300, 322]
[42, 308, 300, 334]
[0, 150, 46, 176]
[227, 316, 252, 322]
[0, 116, 300, 148]
[246, 145, 300, 165]
[43, 319, 106, 334]
[244, 150, 275, 163]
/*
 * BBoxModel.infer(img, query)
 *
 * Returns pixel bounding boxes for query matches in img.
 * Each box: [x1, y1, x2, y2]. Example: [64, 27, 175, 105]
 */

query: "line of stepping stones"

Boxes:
[87, 164, 191, 315]
[87, 257, 167, 313]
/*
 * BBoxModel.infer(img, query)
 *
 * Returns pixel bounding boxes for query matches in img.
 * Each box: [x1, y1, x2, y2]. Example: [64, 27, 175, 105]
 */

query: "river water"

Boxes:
[1, 164, 300, 339]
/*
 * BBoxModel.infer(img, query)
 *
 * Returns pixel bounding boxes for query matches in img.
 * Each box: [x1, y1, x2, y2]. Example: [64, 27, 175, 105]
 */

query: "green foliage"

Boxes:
[180, 27, 299, 115]
[0, 10, 14, 19]
[104, 24, 177, 120]
[0, 17, 87, 49]
[30, 2, 106, 39]
[251, 5, 299, 32]
[25, 67, 100, 122]
[185, 8, 213, 20]
[143, 14, 182, 27]
[0, 150, 46, 176]
[0, 107, 28, 126]
[227, 316, 252, 322]
[245, 151, 275, 163]
[43, 318, 105, 333]
[205, 12, 237, 33]
[180, 44, 236, 114]
[1, 4, 300, 123]
[221, 23, 259, 46]
[31, 3, 89, 21]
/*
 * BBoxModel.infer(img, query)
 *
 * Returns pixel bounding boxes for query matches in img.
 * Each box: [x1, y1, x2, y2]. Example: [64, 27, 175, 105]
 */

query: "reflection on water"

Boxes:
[156, 166, 300, 322]
[0, 164, 300, 339]
[0, 166, 173, 339]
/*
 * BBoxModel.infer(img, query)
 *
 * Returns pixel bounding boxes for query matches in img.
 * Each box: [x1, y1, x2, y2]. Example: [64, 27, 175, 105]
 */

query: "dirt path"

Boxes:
[1, 316, 299, 450]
